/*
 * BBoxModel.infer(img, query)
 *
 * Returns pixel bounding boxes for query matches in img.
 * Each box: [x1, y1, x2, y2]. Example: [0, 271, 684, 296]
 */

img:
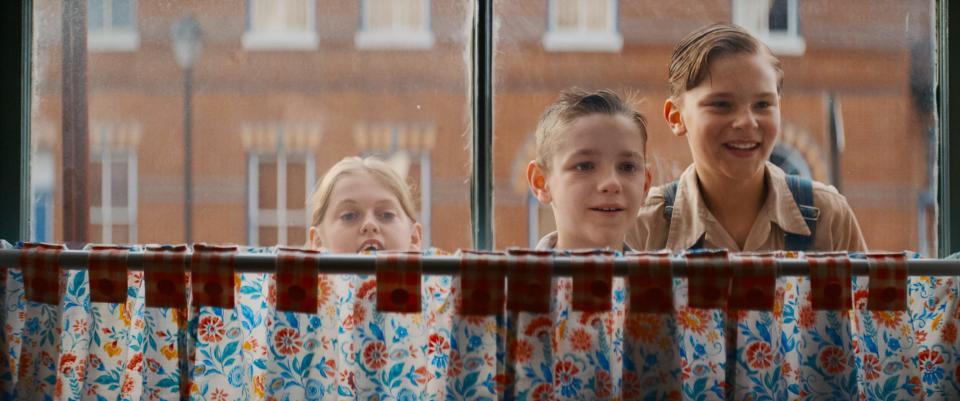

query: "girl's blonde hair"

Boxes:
[309, 156, 418, 228]
[534, 88, 648, 170]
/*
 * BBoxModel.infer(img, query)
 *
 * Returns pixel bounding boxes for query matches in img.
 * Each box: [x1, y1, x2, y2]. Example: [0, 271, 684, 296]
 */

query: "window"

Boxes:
[356, 0, 434, 50]
[243, 0, 318, 50]
[88, 121, 140, 244]
[88, 0, 138, 51]
[244, 122, 320, 247]
[353, 122, 436, 247]
[733, 0, 806, 55]
[543, 0, 622, 52]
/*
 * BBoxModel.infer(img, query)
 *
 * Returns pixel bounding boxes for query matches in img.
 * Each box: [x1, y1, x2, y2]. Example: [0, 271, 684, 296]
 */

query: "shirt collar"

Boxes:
[764, 162, 812, 236]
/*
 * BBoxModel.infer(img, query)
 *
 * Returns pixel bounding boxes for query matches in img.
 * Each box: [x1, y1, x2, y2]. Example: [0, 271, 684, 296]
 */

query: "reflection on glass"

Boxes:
[31, 0, 472, 249]
[494, 0, 937, 254]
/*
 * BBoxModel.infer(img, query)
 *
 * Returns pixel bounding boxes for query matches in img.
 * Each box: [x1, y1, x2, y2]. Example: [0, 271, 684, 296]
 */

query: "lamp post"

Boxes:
[170, 16, 202, 243]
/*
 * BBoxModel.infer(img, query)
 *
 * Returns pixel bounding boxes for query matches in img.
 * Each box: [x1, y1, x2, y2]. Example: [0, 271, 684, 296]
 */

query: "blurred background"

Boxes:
[30, 0, 937, 254]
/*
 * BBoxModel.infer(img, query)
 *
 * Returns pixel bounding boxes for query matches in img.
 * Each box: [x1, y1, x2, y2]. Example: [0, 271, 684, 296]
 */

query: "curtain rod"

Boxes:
[1, 249, 959, 277]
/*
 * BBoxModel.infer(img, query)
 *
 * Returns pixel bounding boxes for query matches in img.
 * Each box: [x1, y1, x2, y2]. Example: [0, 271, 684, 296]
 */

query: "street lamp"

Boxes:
[170, 16, 202, 243]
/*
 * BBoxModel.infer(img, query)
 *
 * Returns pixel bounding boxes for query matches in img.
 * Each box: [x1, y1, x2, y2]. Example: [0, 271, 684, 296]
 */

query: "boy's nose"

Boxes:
[732, 108, 760, 130]
[598, 171, 622, 194]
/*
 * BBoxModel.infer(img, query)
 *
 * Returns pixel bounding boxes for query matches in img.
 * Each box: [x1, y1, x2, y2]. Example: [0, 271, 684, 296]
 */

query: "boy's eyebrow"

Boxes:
[569, 149, 642, 159]
[701, 91, 778, 99]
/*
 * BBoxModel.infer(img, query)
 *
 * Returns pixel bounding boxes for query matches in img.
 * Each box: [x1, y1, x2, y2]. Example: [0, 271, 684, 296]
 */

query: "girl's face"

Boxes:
[309, 171, 422, 253]
[665, 53, 781, 185]
[529, 114, 650, 250]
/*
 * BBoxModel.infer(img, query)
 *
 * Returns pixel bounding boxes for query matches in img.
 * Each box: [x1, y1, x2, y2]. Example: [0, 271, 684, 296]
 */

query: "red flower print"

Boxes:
[121, 376, 135, 396]
[943, 321, 957, 344]
[530, 383, 552, 401]
[818, 346, 846, 374]
[357, 279, 377, 300]
[872, 311, 899, 329]
[146, 358, 161, 373]
[428, 333, 449, 355]
[677, 308, 711, 334]
[915, 330, 927, 343]
[594, 370, 612, 398]
[524, 316, 553, 337]
[59, 353, 77, 375]
[622, 371, 641, 399]
[211, 388, 228, 401]
[273, 328, 302, 356]
[569, 328, 592, 352]
[745, 342, 773, 370]
[198, 315, 225, 343]
[862, 354, 880, 380]
[127, 353, 143, 371]
[853, 289, 869, 311]
[511, 339, 533, 363]
[448, 351, 462, 377]
[363, 341, 388, 370]
[797, 305, 815, 329]
[317, 276, 333, 307]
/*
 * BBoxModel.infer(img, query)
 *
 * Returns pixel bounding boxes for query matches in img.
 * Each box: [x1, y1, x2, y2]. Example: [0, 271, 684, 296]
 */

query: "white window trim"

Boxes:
[543, 0, 623, 52]
[242, 0, 319, 51]
[355, 0, 435, 50]
[732, 0, 806, 56]
[247, 152, 316, 247]
[89, 150, 138, 244]
[88, 0, 139, 52]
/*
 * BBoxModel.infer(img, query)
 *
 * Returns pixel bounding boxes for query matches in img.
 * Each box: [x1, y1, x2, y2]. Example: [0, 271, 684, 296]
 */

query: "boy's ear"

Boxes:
[526, 161, 552, 203]
[308, 226, 323, 250]
[664, 98, 687, 137]
[408, 222, 424, 251]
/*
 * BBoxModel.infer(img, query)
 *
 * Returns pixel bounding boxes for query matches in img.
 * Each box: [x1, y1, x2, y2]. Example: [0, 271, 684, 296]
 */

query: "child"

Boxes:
[629, 23, 866, 252]
[308, 156, 423, 253]
[527, 88, 651, 250]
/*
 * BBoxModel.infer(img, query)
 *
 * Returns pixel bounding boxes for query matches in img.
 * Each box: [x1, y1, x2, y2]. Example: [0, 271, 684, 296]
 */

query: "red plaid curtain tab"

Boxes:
[20, 242, 66, 305]
[728, 255, 776, 310]
[626, 253, 673, 314]
[88, 245, 129, 304]
[376, 252, 422, 313]
[866, 252, 908, 311]
[807, 253, 852, 311]
[506, 250, 552, 313]
[570, 250, 614, 312]
[458, 250, 507, 316]
[191, 244, 238, 308]
[275, 247, 320, 313]
[144, 245, 189, 308]
[686, 250, 730, 310]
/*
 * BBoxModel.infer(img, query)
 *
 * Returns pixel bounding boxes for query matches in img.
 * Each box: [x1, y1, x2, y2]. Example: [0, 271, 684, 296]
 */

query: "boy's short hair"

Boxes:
[534, 88, 648, 169]
[309, 156, 418, 228]
[668, 23, 783, 99]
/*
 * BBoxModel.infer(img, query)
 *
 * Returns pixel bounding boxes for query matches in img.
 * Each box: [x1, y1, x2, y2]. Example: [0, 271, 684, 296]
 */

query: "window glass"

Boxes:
[494, 0, 938, 255]
[32, 0, 472, 250]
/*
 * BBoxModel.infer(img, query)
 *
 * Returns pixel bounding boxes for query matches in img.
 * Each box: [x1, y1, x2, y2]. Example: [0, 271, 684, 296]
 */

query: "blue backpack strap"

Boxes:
[784, 175, 820, 251]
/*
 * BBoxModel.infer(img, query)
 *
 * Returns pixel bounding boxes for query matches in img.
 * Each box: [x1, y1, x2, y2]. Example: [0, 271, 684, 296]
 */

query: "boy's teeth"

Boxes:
[728, 142, 756, 149]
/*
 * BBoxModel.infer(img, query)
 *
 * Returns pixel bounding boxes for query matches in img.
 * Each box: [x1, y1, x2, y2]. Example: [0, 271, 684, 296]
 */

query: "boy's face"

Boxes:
[309, 171, 422, 253]
[665, 53, 781, 185]
[528, 114, 650, 250]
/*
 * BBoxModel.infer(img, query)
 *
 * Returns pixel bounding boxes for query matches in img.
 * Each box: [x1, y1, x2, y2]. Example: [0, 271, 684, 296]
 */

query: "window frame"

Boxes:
[1, 1, 956, 256]
[355, 0, 435, 50]
[731, 0, 806, 56]
[542, 0, 623, 52]
[242, 0, 319, 51]
[246, 152, 316, 247]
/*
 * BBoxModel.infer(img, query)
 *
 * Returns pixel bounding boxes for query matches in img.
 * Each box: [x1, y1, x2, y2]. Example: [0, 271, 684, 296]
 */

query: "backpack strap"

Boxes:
[784, 175, 820, 251]
[662, 181, 707, 250]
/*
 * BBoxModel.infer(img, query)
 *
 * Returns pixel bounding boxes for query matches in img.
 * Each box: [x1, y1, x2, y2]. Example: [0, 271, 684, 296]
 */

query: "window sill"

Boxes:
[242, 32, 318, 51]
[88, 31, 140, 52]
[758, 34, 806, 56]
[354, 30, 435, 50]
[542, 31, 623, 52]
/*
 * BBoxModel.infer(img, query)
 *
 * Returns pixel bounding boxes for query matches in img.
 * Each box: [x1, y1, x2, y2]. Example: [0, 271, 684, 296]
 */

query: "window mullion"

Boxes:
[471, 0, 493, 250]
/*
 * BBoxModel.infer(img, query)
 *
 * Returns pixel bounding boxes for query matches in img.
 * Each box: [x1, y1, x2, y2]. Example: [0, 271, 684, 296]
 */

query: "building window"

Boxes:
[733, 0, 806, 55]
[88, 0, 139, 51]
[31, 150, 54, 242]
[355, 0, 434, 50]
[89, 151, 138, 244]
[243, 0, 318, 50]
[543, 0, 622, 52]
[243, 122, 322, 246]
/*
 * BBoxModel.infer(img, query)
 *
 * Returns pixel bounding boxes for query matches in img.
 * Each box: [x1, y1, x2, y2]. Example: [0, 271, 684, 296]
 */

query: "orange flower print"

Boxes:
[59, 353, 77, 375]
[363, 341, 388, 370]
[104, 340, 123, 357]
[511, 339, 533, 363]
[121, 376, 135, 396]
[625, 313, 660, 342]
[273, 328, 302, 356]
[818, 346, 846, 375]
[317, 276, 333, 307]
[198, 315, 225, 343]
[745, 342, 773, 370]
[677, 308, 711, 334]
[872, 311, 899, 329]
[862, 354, 880, 380]
[530, 383, 552, 401]
[569, 328, 592, 352]
[161, 342, 177, 360]
[943, 321, 957, 344]
[797, 304, 815, 329]
[211, 388, 229, 401]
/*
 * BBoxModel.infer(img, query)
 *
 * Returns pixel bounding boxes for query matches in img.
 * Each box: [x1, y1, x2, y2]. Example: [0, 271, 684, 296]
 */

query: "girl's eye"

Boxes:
[710, 101, 731, 108]
[755, 101, 773, 109]
[378, 211, 397, 221]
[573, 162, 594, 172]
[339, 212, 358, 222]
[619, 162, 639, 173]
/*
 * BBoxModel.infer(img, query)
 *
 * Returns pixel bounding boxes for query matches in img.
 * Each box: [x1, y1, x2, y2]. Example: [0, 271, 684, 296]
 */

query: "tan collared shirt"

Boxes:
[536, 231, 633, 252]
[627, 163, 867, 252]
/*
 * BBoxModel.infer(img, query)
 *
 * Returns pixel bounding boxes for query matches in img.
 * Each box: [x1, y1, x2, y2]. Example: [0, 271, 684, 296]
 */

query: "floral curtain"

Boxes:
[1, 241, 959, 401]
